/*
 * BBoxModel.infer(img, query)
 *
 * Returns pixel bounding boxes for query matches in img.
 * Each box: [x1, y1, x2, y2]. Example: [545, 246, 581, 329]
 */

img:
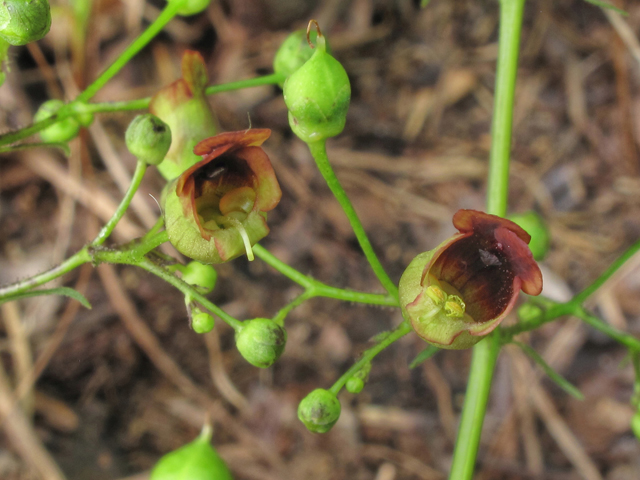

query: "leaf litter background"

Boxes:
[1, 0, 640, 479]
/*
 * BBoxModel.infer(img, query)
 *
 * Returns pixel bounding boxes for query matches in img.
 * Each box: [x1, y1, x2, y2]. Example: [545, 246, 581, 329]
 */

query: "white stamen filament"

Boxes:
[226, 217, 254, 261]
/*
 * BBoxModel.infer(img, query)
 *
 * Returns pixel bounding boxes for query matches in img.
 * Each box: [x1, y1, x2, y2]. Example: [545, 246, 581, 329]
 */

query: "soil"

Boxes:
[1, 1, 640, 479]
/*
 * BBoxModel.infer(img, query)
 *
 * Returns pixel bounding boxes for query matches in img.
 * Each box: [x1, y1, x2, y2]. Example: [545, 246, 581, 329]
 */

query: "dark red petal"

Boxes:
[193, 129, 271, 156]
[453, 209, 531, 244]
[494, 227, 543, 295]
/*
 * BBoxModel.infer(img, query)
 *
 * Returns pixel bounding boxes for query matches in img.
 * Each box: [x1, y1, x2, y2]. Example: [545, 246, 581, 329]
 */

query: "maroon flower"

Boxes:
[162, 129, 282, 264]
[399, 209, 543, 349]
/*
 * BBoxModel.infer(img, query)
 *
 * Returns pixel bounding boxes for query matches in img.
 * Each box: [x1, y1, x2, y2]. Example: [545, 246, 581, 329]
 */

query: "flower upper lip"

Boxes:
[422, 209, 542, 325]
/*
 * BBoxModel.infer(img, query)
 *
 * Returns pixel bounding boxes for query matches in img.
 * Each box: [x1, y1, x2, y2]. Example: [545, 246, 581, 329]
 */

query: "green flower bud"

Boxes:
[273, 29, 325, 87]
[0, 0, 51, 46]
[632, 411, 640, 441]
[181, 261, 217, 293]
[298, 388, 341, 433]
[70, 102, 94, 127]
[283, 21, 350, 143]
[34, 99, 80, 143]
[517, 302, 543, 324]
[345, 377, 364, 394]
[508, 212, 550, 261]
[125, 114, 172, 165]
[169, 0, 210, 16]
[150, 428, 233, 480]
[235, 318, 287, 368]
[191, 310, 214, 334]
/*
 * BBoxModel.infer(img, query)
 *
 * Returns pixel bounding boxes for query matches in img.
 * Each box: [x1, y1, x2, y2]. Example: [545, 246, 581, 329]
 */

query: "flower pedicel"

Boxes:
[400, 209, 543, 349]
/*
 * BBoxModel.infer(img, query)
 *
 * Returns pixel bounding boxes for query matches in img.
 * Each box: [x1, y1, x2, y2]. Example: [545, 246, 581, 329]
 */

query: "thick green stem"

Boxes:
[329, 320, 412, 395]
[92, 161, 147, 246]
[449, 1, 526, 478]
[306, 140, 399, 300]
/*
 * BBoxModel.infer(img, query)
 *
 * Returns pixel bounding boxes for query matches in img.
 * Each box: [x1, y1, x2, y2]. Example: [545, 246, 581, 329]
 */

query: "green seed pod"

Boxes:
[632, 411, 640, 441]
[169, 0, 211, 16]
[181, 261, 217, 294]
[298, 388, 341, 433]
[125, 114, 172, 165]
[283, 21, 350, 143]
[235, 318, 287, 368]
[508, 212, 550, 261]
[191, 310, 214, 334]
[345, 377, 364, 394]
[0, 0, 51, 46]
[34, 99, 80, 143]
[273, 29, 325, 87]
[150, 428, 233, 480]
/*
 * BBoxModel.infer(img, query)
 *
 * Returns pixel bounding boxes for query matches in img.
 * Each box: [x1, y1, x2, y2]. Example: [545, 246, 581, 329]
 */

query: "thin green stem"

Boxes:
[306, 140, 399, 300]
[273, 291, 314, 325]
[253, 244, 397, 306]
[314, 285, 398, 307]
[0, 74, 285, 147]
[329, 320, 412, 395]
[253, 244, 314, 289]
[137, 257, 243, 331]
[450, 1, 526, 478]
[75, 3, 181, 103]
[574, 306, 640, 351]
[92, 161, 148, 246]
[0, 249, 91, 300]
[573, 238, 640, 304]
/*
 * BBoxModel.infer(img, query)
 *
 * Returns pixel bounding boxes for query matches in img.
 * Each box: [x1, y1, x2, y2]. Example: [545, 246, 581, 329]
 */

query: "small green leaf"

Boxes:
[420, 0, 432, 7]
[409, 345, 440, 369]
[583, 0, 628, 16]
[512, 341, 584, 400]
[1, 287, 91, 309]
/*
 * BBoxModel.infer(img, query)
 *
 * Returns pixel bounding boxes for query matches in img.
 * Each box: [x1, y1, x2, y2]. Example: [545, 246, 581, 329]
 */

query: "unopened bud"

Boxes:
[298, 388, 341, 433]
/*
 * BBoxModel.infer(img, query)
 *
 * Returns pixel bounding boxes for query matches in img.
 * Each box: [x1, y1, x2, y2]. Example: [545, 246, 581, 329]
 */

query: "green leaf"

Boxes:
[583, 0, 628, 16]
[409, 345, 440, 369]
[512, 341, 584, 400]
[420, 0, 432, 7]
[1, 287, 91, 309]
